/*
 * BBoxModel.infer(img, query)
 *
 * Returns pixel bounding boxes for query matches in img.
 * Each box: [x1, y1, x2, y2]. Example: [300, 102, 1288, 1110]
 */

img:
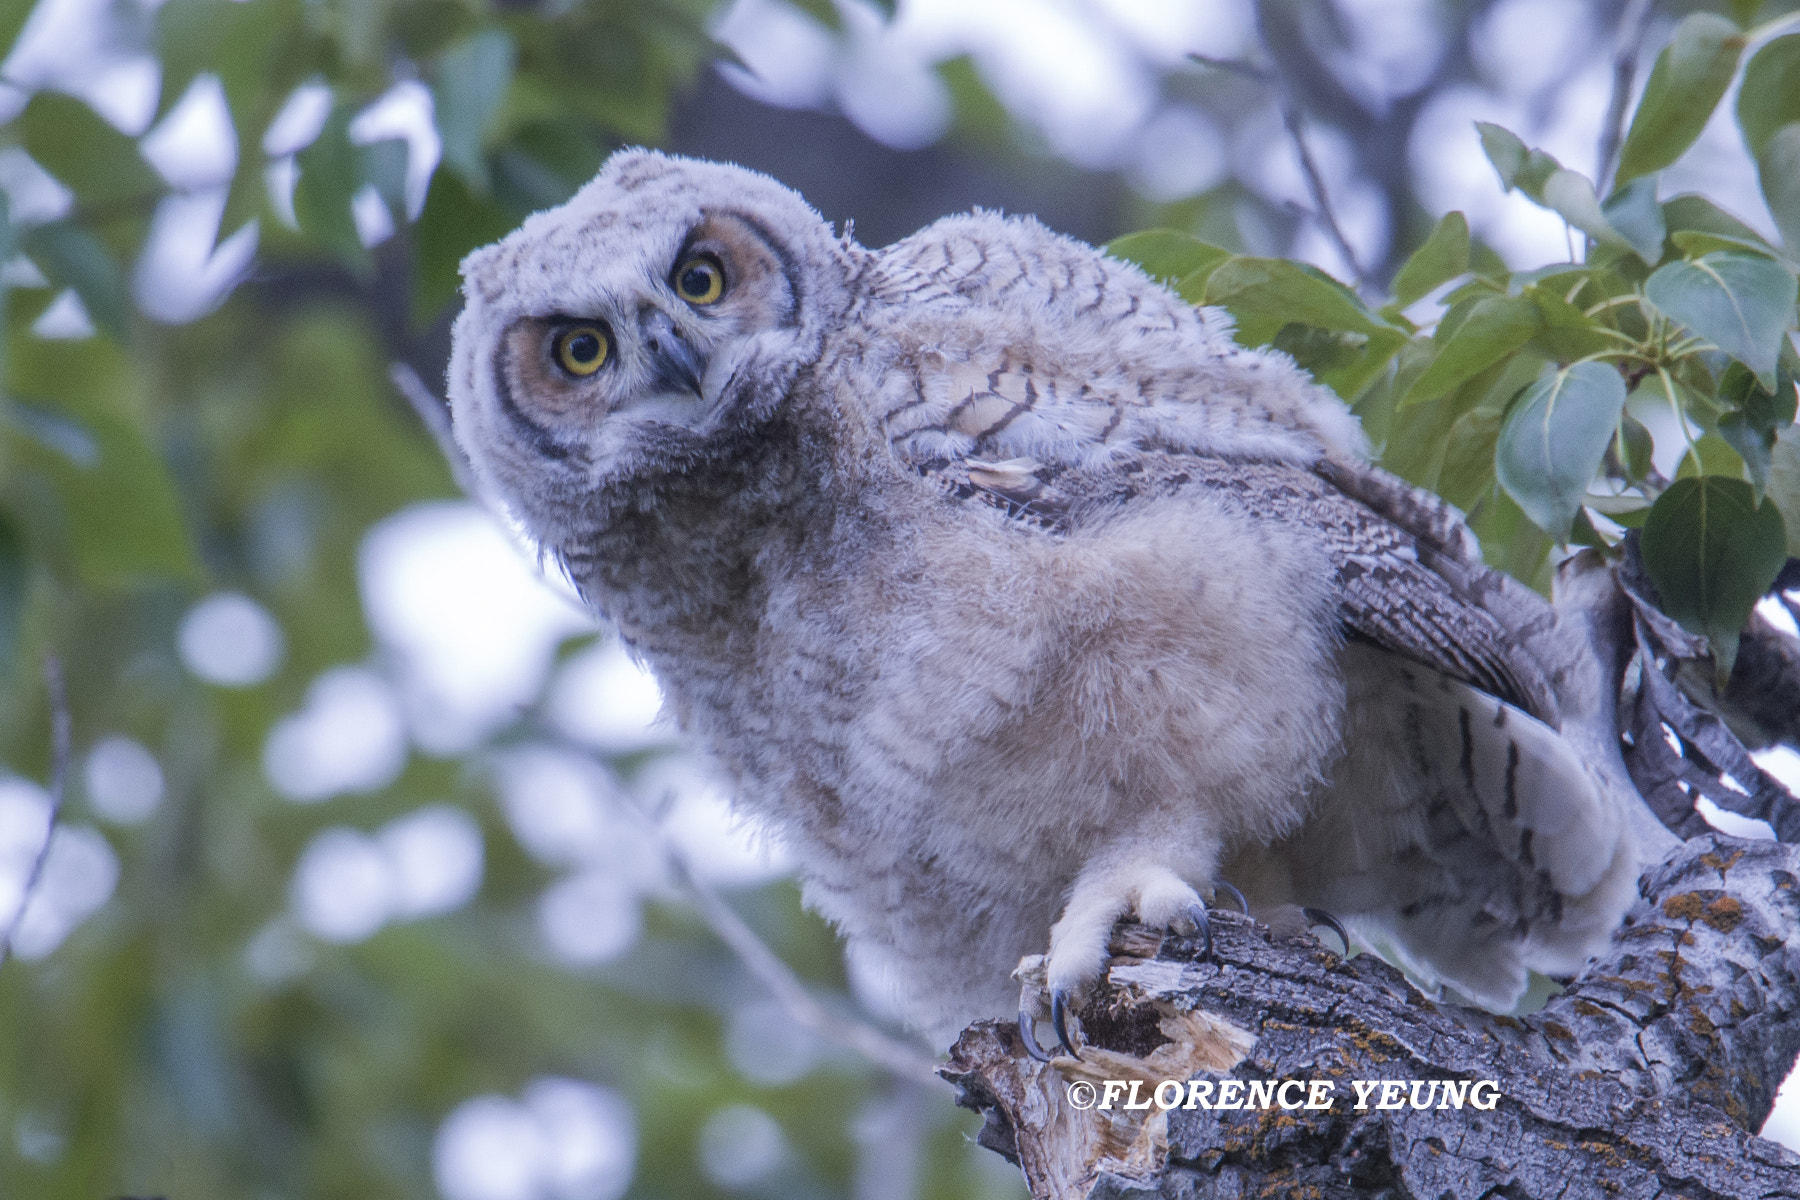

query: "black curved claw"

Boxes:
[1050, 988, 1081, 1059]
[1303, 906, 1351, 956]
[1184, 901, 1214, 959]
[1018, 1009, 1053, 1062]
[1214, 880, 1249, 915]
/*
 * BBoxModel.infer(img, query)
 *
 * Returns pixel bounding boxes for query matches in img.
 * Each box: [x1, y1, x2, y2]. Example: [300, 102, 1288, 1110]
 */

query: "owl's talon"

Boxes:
[1214, 880, 1249, 915]
[1303, 906, 1350, 956]
[1050, 988, 1080, 1059]
[1183, 901, 1214, 958]
[1018, 1009, 1053, 1062]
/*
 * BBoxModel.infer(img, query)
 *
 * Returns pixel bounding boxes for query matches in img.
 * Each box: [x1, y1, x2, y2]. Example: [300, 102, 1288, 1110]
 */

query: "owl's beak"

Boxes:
[642, 309, 705, 398]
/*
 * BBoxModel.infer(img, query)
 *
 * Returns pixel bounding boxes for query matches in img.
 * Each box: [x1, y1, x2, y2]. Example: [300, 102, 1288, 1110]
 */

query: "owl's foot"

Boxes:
[1018, 877, 1246, 1062]
[1034, 865, 1234, 1058]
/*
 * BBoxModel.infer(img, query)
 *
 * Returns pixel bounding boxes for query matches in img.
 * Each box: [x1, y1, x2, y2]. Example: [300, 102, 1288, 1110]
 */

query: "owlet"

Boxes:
[448, 149, 1642, 1049]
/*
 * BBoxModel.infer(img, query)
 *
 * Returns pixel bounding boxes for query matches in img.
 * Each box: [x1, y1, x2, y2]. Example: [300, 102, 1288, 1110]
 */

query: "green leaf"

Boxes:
[1, 360, 197, 589]
[1478, 122, 1557, 196]
[0, 191, 11, 387]
[21, 224, 128, 339]
[1767, 423, 1800, 554]
[292, 104, 370, 272]
[1496, 361, 1629, 538]
[1600, 176, 1668, 263]
[1671, 229, 1781, 258]
[784, 0, 844, 29]
[433, 29, 517, 193]
[1620, 412, 1656, 481]
[1314, 329, 1408, 404]
[1721, 358, 1798, 429]
[1402, 294, 1539, 407]
[1645, 251, 1798, 388]
[1737, 34, 1800, 157]
[412, 168, 514, 325]
[0, 512, 24, 678]
[18, 92, 163, 212]
[1521, 280, 1619, 360]
[362, 137, 410, 220]
[1105, 230, 1232, 288]
[1662, 193, 1775, 248]
[1469, 485, 1557, 592]
[0, 0, 33, 62]
[1640, 474, 1787, 678]
[1717, 411, 1772, 489]
[1758, 123, 1800, 253]
[1201, 257, 1387, 336]
[1616, 13, 1746, 186]
[1390, 211, 1470, 308]
[1715, 358, 1798, 493]
[1439, 406, 1503, 510]
[1542, 168, 1623, 244]
[1677, 431, 1749, 482]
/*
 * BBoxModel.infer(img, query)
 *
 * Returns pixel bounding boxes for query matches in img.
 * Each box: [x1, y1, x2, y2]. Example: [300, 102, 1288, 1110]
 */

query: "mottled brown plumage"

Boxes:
[448, 150, 1640, 1045]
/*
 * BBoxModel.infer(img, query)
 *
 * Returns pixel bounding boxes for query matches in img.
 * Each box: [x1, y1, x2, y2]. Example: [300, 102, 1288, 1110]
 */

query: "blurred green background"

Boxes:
[1, 1, 1797, 1197]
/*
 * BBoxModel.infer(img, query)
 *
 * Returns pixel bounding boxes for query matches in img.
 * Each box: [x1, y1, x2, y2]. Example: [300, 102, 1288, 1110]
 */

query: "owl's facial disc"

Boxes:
[491, 210, 805, 454]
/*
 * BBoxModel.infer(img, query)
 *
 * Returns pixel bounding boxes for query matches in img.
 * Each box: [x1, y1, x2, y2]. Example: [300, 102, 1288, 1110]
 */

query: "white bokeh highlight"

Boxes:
[726, 1000, 822, 1087]
[537, 871, 643, 966]
[264, 666, 408, 802]
[179, 592, 285, 687]
[546, 641, 669, 753]
[434, 1078, 635, 1200]
[84, 735, 165, 824]
[698, 1104, 786, 1189]
[290, 805, 484, 943]
[360, 501, 594, 754]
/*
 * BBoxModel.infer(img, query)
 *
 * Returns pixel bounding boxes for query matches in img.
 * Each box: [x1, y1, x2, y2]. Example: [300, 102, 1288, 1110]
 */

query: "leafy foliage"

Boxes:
[1113, 10, 1800, 658]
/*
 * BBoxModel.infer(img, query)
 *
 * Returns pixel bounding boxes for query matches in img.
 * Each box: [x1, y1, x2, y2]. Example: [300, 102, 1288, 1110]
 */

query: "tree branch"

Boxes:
[1280, 100, 1366, 286]
[1596, 0, 1657, 193]
[0, 656, 70, 968]
[943, 835, 1800, 1200]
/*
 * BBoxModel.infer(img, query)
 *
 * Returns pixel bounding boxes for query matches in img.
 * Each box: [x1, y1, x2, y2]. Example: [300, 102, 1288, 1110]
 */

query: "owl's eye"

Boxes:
[672, 255, 726, 305]
[553, 325, 610, 376]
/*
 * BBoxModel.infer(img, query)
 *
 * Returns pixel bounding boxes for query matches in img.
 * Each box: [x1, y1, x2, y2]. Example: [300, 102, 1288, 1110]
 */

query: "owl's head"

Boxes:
[448, 150, 863, 537]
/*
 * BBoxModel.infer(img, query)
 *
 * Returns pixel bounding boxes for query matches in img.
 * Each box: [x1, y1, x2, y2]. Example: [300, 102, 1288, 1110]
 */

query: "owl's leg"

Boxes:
[1015, 875, 1256, 1061]
[1033, 858, 1224, 1057]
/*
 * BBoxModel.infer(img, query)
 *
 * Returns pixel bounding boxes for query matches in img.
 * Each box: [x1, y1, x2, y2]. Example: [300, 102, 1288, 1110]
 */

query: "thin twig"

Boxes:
[1189, 52, 1366, 286]
[0, 656, 71, 968]
[1596, 0, 1657, 194]
[1188, 52, 1273, 83]
[1281, 100, 1366, 286]
[619, 789, 945, 1088]
[389, 362, 485, 500]
[665, 839, 945, 1087]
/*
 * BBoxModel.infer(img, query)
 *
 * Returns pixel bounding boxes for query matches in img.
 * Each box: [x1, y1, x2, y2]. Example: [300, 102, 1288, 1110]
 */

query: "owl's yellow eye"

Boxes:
[672, 255, 726, 305]
[553, 325, 609, 376]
